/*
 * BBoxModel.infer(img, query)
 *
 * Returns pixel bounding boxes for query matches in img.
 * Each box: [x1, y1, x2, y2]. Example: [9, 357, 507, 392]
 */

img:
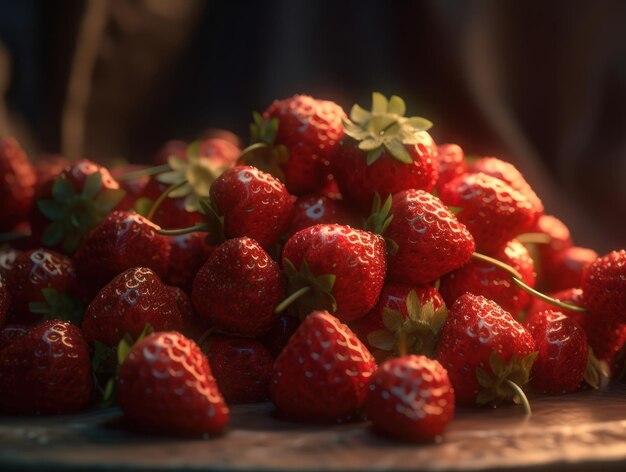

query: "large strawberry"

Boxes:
[0, 320, 92, 414]
[365, 355, 455, 442]
[439, 172, 538, 253]
[0, 137, 35, 231]
[437, 293, 537, 407]
[270, 310, 376, 421]
[435, 143, 467, 192]
[192, 237, 284, 337]
[286, 194, 355, 238]
[330, 93, 438, 214]
[82, 267, 182, 346]
[280, 224, 386, 322]
[117, 331, 229, 436]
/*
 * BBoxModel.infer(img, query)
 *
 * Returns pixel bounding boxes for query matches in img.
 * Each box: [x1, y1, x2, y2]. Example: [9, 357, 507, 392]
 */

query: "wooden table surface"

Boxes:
[2, 384, 626, 471]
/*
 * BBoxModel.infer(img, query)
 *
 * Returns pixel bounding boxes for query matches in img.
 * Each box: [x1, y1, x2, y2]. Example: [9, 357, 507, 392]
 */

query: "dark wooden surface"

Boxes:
[2, 384, 626, 471]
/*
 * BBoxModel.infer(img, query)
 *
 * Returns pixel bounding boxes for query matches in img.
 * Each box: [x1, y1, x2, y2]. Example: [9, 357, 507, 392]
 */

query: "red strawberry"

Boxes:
[281, 224, 386, 322]
[110, 164, 151, 212]
[0, 137, 35, 231]
[270, 310, 376, 421]
[351, 284, 446, 362]
[440, 172, 538, 253]
[74, 210, 171, 294]
[0, 247, 20, 274]
[165, 285, 203, 340]
[365, 355, 455, 442]
[0, 273, 9, 327]
[152, 139, 187, 166]
[192, 237, 284, 337]
[526, 288, 585, 326]
[117, 331, 229, 436]
[286, 194, 355, 238]
[0, 320, 92, 413]
[141, 177, 204, 229]
[33, 154, 70, 196]
[0, 324, 29, 350]
[435, 143, 467, 192]
[524, 310, 588, 393]
[331, 93, 438, 214]
[165, 232, 214, 293]
[581, 250, 626, 323]
[82, 267, 182, 346]
[437, 293, 537, 407]
[439, 239, 536, 316]
[202, 335, 274, 404]
[260, 314, 301, 357]
[532, 214, 573, 265]
[543, 246, 598, 292]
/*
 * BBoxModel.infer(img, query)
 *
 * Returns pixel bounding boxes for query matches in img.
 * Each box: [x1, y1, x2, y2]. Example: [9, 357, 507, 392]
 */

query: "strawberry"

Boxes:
[439, 239, 536, 316]
[0, 320, 92, 413]
[165, 285, 203, 340]
[202, 335, 274, 404]
[241, 95, 346, 195]
[82, 267, 183, 346]
[436, 293, 537, 407]
[140, 177, 204, 229]
[192, 237, 284, 337]
[117, 331, 229, 436]
[532, 214, 573, 265]
[152, 139, 187, 166]
[74, 210, 171, 294]
[260, 314, 301, 357]
[351, 284, 447, 362]
[280, 224, 386, 322]
[165, 232, 214, 294]
[330, 93, 438, 214]
[526, 288, 585, 326]
[286, 194, 355, 238]
[0, 272, 9, 327]
[0, 138, 35, 231]
[33, 154, 70, 197]
[439, 172, 538, 253]
[435, 143, 467, 192]
[524, 310, 588, 393]
[543, 246, 598, 292]
[110, 164, 151, 212]
[0, 324, 29, 350]
[581, 250, 626, 323]
[270, 310, 376, 421]
[365, 355, 455, 442]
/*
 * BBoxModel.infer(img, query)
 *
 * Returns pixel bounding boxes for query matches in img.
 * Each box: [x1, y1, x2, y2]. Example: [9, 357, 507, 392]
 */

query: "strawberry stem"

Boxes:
[472, 252, 523, 279]
[397, 332, 408, 357]
[147, 180, 189, 221]
[516, 233, 552, 245]
[155, 222, 209, 236]
[274, 286, 312, 314]
[117, 164, 170, 181]
[504, 379, 531, 416]
[238, 142, 270, 162]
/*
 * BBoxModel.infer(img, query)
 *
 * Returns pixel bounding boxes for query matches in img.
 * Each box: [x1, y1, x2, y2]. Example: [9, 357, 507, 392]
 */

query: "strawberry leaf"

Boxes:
[38, 200, 65, 220]
[82, 172, 103, 199]
[52, 176, 76, 203]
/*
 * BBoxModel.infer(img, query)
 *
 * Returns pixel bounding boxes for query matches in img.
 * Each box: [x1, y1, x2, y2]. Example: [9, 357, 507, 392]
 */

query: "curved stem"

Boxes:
[155, 223, 208, 237]
[516, 233, 552, 245]
[504, 379, 531, 416]
[511, 277, 586, 312]
[238, 142, 269, 162]
[146, 180, 188, 221]
[274, 286, 311, 314]
[118, 164, 170, 181]
[472, 252, 524, 280]
[433, 278, 441, 291]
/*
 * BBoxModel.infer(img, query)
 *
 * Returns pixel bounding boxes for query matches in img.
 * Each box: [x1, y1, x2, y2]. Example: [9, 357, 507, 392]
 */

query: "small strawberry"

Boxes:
[365, 355, 455, 442]
[165, 232, 214, 293]
[526, 288, 585, 326]
[202, 335, 274, 404]
[435, 143, 467, 192]
[192, 237, 284, 337]
[260, 314, 301, 357]
[117, 331, 229, 436]
[0, 272, 9, 327]
[0, 324, 29, 350]
[82, 267, 183, 346]
[543, 246, 598, 292]
[0, 138, 35, 231]
[440, 172, 538, 253]
[437, 293, 537, 408]
[286, 194, 355, 238]
[270, 310, 376, 421]
[0, 320, 92, 414]
[280, 224, 386, 322]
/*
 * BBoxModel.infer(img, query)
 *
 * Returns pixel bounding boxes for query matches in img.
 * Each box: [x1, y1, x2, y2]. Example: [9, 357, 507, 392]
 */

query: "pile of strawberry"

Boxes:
[0, 92, 624, 443]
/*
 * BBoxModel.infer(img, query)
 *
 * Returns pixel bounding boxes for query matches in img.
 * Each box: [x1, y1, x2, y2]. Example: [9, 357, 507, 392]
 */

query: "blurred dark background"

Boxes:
[0, 0, 625, 252]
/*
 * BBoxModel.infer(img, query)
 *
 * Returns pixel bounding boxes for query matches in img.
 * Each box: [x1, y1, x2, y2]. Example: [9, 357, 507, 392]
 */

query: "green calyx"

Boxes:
[584, 346, 610, 389]
[38, 172, 126, 254]
[28, 287, 85, 324]
[343, 92, 433, 165]
[366, 290, 447, 362]
[238, 112, 289, 181]
[278, 258, 337, 318]
[363, 193, 398, 254]
[475, 351, 537, 408]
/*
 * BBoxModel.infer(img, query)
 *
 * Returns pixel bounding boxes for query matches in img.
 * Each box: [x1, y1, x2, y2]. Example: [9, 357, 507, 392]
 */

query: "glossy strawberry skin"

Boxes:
[0, 138, 35, 231]
[82, 267, 183, 347]
[582, 250, 626, 324]
[439, 239, 536, 316]
[210, 166, 294, 249]
[532, 214, 573, 266]
[526, 288, 585, 326]
[165, 232, 214, 294]
[203, 335, 274, 404]
[74, 210, 171, 294]
[270, 311, 376, 421]
[264, 95, 345, 195]
[435, 143, 467, 192]
[282, 224, 387, 322]
[440, 172, 538, 253]
[192, 237, 284, 337]
[366, 355, 455, 442]
[286, 194, 355, 238]
[0, 320, 92, 414]
[117, 331, 229, 436]
[543, 247, 598, 292]
[524, 310, 588, 394]
[386, 189, 475, 285]
[436, 294, 536, 406]
[165, 285, 203, 340]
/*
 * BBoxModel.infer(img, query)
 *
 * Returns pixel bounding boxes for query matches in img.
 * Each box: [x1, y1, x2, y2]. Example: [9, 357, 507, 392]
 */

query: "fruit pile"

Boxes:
[0, 92, 623, 443]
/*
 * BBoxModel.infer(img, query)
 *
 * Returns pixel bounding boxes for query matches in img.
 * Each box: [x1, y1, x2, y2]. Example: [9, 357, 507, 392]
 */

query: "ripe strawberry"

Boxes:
[0, 137, 35, 231]
[74, 210, 171, 294]
[532, 214, 573, 265]
[439, 239, 536, 316]
[351, 284, 446, 362]
[435, 143, 467, 192]
[117, 331, 229, 436]
[281, 224, 386, 322]
[0, 320, 92, 413]
[365, 355, 455, 442]
[330, 93, 438, 214]
[260, 314, 301, 357]
[439, 172, 538, 253]
[110, 164, 151, 212]
[543, 246, 598, 292]
[524, 310, 588, 393]
[82, 267, 182, 346]
[437, 293, 537, 406]
[141, 177, 204, 229]
[286, 194, 355, 238]
[0, 272, 9, 327]
[165, 285, 203, 340]
[0, 324, 29, 350]
[165, 232, 214, 293]
[526, 287, 585, 326]
[192, 237, 284, 337]
[581, 250, 626, 323]
[270, 310, 376, 421]
[242, 95, 346, 195]
[202, 335, 274, 404]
